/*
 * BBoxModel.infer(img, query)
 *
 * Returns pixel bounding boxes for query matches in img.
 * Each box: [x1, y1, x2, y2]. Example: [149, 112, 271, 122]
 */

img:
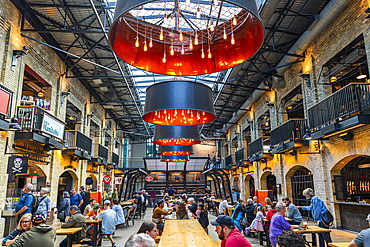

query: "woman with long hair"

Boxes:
[2, 213, 32, 246]
[137, 221, 158, 240]
[176, 202, 189, 220]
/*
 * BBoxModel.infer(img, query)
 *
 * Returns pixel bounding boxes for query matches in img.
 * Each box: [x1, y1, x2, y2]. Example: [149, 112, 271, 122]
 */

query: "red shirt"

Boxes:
[266, 209, 276, 221]
[221, 228, 252, 247]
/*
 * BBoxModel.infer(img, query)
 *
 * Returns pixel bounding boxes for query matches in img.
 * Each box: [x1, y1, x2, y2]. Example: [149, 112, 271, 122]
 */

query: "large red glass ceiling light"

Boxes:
[143, 80, 215, 126]
[109, 0, 264, 76]
[157, 145, 194, 156]
[160, 155, 190, 162]
[153, 125, 201, 146]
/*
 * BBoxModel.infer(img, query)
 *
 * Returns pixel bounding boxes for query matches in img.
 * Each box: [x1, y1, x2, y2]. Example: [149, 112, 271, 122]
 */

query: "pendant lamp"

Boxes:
[161, 155, 190, 162]
[157, 145, 194, 156]
[109, 0, 264, 76]
[143, 80, 215, 126]
[153, 125, 201, 146]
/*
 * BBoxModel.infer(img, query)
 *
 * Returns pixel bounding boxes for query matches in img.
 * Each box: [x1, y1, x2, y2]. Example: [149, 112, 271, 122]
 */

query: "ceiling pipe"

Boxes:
[276, 0, 352, 74]
[221, 0, 351, 133]
[200, 134, 227, 140]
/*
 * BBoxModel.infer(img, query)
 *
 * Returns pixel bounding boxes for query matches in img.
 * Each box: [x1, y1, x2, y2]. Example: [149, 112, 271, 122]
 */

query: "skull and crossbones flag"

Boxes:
[7, 156, 28, 174]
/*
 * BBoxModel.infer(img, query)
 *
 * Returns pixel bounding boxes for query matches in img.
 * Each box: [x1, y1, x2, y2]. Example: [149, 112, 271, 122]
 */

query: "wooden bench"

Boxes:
[215, 240, 221, 246]
[71, 245, 82, 247]
[155, 236, 161, 243]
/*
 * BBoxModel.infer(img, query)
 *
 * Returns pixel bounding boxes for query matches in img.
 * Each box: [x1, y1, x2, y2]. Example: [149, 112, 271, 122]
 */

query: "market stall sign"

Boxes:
[103, 175, 111, 184]
[41, 113, 65, 140]
[145, 176, 153, 182]
[0, 85, 12, 117]
[115, 177, 122, 185]
[7, 156, 28, 174]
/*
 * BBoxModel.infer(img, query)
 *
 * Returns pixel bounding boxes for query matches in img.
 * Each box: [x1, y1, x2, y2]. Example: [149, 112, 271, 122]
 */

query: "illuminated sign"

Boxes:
[41, 113, 65, 140]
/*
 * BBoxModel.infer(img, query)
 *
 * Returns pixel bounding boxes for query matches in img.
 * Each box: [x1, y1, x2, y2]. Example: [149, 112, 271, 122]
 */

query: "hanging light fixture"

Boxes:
[143, 80, 215, 126]
[153, 125, 201, 146]
[157, 145, 194, 156]
[161, 155, 190, 162]
[357, 70, 367, 79]
[109, 0, 264, 76]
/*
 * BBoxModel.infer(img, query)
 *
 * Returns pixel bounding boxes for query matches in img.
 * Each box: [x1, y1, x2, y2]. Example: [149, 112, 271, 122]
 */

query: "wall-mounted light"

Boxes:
[288, 150, 297, 156]
[8, 117, 21, 131]
[61, 89, 71, 105]
[266, 101, 274, 108]
[11, 46, 28, 71]
[303, 129, 312, 140]
[339, 132, 353, 141]
[299, 70, 311, 88]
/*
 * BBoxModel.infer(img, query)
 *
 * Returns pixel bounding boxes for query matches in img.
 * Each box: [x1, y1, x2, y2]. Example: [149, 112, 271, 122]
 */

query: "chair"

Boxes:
[126, 207, 137, 228]
[215, 207, 220, 216]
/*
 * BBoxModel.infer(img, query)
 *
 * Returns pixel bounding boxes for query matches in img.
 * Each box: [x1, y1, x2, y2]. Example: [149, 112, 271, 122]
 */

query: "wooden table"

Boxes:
[158, 220, 219, 247]
[56, 227, 82, 247]
[120, 201, 133, 206]
[328, 243, 350, 247]
[86, 219, 102, 247]
[293, 226, 331, 247]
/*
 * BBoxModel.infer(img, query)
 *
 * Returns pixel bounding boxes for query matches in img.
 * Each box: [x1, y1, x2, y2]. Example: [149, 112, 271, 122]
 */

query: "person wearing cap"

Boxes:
[219, 196, 233, 215]
[84, 198, 96, 216]
[8, 213, 56, 247]
[282, 197, 302, 225]
[152, 199, 172, 231]
[348, 213, 370, 247]
[211, 215, 252, 247]
[96, 200, 116, 247]
[86, 203, 102, 219]
[59, 205, 86, 247]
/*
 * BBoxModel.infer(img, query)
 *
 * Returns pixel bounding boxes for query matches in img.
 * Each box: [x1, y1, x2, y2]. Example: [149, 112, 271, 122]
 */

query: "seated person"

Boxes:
[282, 197, 302, 225]
[59, 205, 86, 247]
[348, 213, 370, 247]
[86, 203, 101, 219]
[176, 202, 190, 220]
[2, 213, 32, 246]
[187, 198, 198, 217]
[137, 221, 158, 241]
[8, 213, 56, 247]
[124, 233, 155, 247]
[96, 200, 116, 247]
[219, 196, 233, 215]
[127, 199, 138, 216]
[83, 199, 96, 216]
[152, 200, 172, 231]
[276, 231, 305, 247]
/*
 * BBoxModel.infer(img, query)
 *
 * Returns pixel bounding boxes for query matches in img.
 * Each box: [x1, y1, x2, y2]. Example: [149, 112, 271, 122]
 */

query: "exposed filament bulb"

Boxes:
[201, 49, 205, 58]
[196, 8, 201, 18]
[208, 48, 212, 58]
[163, 14, 167, 25]
[170, 45, 174, 55]
[144, 40, 147, 51]
[160, 27, 163, 40]
[233, 17, 237, 26]
[181, 44, 185, 54]
[231, 33, 235, 45]
[189, 38, 193, 50]
[195, 31, 198, 45]
[179, 31, 183, 41]
[223, 27, 227, 39]
[162, 53, 166, 63]
[135, 36, 139, 47]
[149, 38, 153, 47]
[214, 0, 219, 5]
[210, 21, 214, 32]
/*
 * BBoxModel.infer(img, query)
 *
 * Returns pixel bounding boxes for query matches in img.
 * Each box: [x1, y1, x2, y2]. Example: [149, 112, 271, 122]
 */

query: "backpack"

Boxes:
[26, 194, 38, 214]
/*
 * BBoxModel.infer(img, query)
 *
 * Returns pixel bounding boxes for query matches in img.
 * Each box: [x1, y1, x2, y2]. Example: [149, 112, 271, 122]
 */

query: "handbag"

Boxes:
[152, 217, 161, 224]
[240, 217, 248, 226]
[321, 210, 334, 227]
[57, 211, 65, 220]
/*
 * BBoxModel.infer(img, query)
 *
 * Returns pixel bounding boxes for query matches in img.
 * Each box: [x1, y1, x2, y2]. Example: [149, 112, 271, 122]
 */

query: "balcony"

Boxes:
[270, 119, 309, 154]
[307, 83, 370, 139]
[225, 155, 233, 169]
[235, 148, 244, 166]
[109, 152, 119, 166]
[62, 130, 92, 160]
[248, 137, 272, 162]
[15, 106, 65, 150]
[88, 143, 108, 165]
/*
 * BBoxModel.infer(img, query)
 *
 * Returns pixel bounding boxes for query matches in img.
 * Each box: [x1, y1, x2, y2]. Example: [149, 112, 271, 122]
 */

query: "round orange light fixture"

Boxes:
[153, 125, 201, 146]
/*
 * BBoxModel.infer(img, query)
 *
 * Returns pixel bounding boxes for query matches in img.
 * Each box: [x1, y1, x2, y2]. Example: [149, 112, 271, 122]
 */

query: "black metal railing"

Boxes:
[249, 137, 263, 155]
[270, 119, 307, 146]
[112, 152, 119, 165]
[235, 148, 244, 165]
[17, 106, 65, 140]
[65, 130, 92, 153]
[225, 155, 233, 169]
[92, 143, 108, 160]
[307, 83, 370, 130]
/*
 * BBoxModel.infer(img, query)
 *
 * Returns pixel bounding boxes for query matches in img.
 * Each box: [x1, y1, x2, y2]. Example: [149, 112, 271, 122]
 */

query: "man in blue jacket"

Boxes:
[14, 184, 34, 220]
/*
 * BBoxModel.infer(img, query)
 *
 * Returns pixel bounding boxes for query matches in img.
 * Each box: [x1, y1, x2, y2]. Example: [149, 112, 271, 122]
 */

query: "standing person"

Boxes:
[59, 205, 86, 247]
[196, 203, 209, 233]
[141, 190, 147, 212]
[37, 188, 51, 220]
[111, 199, 125, 227]
[137, 222, 159, 241]
[56, 191, 70, 222]
[348, 213, 370, 247]
[70, 188, 83, 208]
[297, 188, 332, 247]
[83, 198, 96, 216]
[2, 213, 32, 246]
[111, 188, 119, 201]
[8, 213, 56, 247]
[168, 186, 175, 197]
[232, 188, 240, 202]
[282, 197, 302, 225]
[14, 184, 34, 220]
[211, 215, 253, 247]
[219, 196, 233, 215]
[245, 206, 265, 235]
[232, 199, 246, 232]
[269, 202, 300, 247]
[253, 196, 263, 208]
[96, 200, 116, 247]
[79, 186, 86, 214]
[150, 189, 156, 208]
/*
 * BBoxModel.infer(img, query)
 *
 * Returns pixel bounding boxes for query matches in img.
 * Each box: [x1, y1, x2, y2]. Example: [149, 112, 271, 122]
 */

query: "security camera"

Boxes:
[91, 111, 95, 117]
[22, 46, 28, 53]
